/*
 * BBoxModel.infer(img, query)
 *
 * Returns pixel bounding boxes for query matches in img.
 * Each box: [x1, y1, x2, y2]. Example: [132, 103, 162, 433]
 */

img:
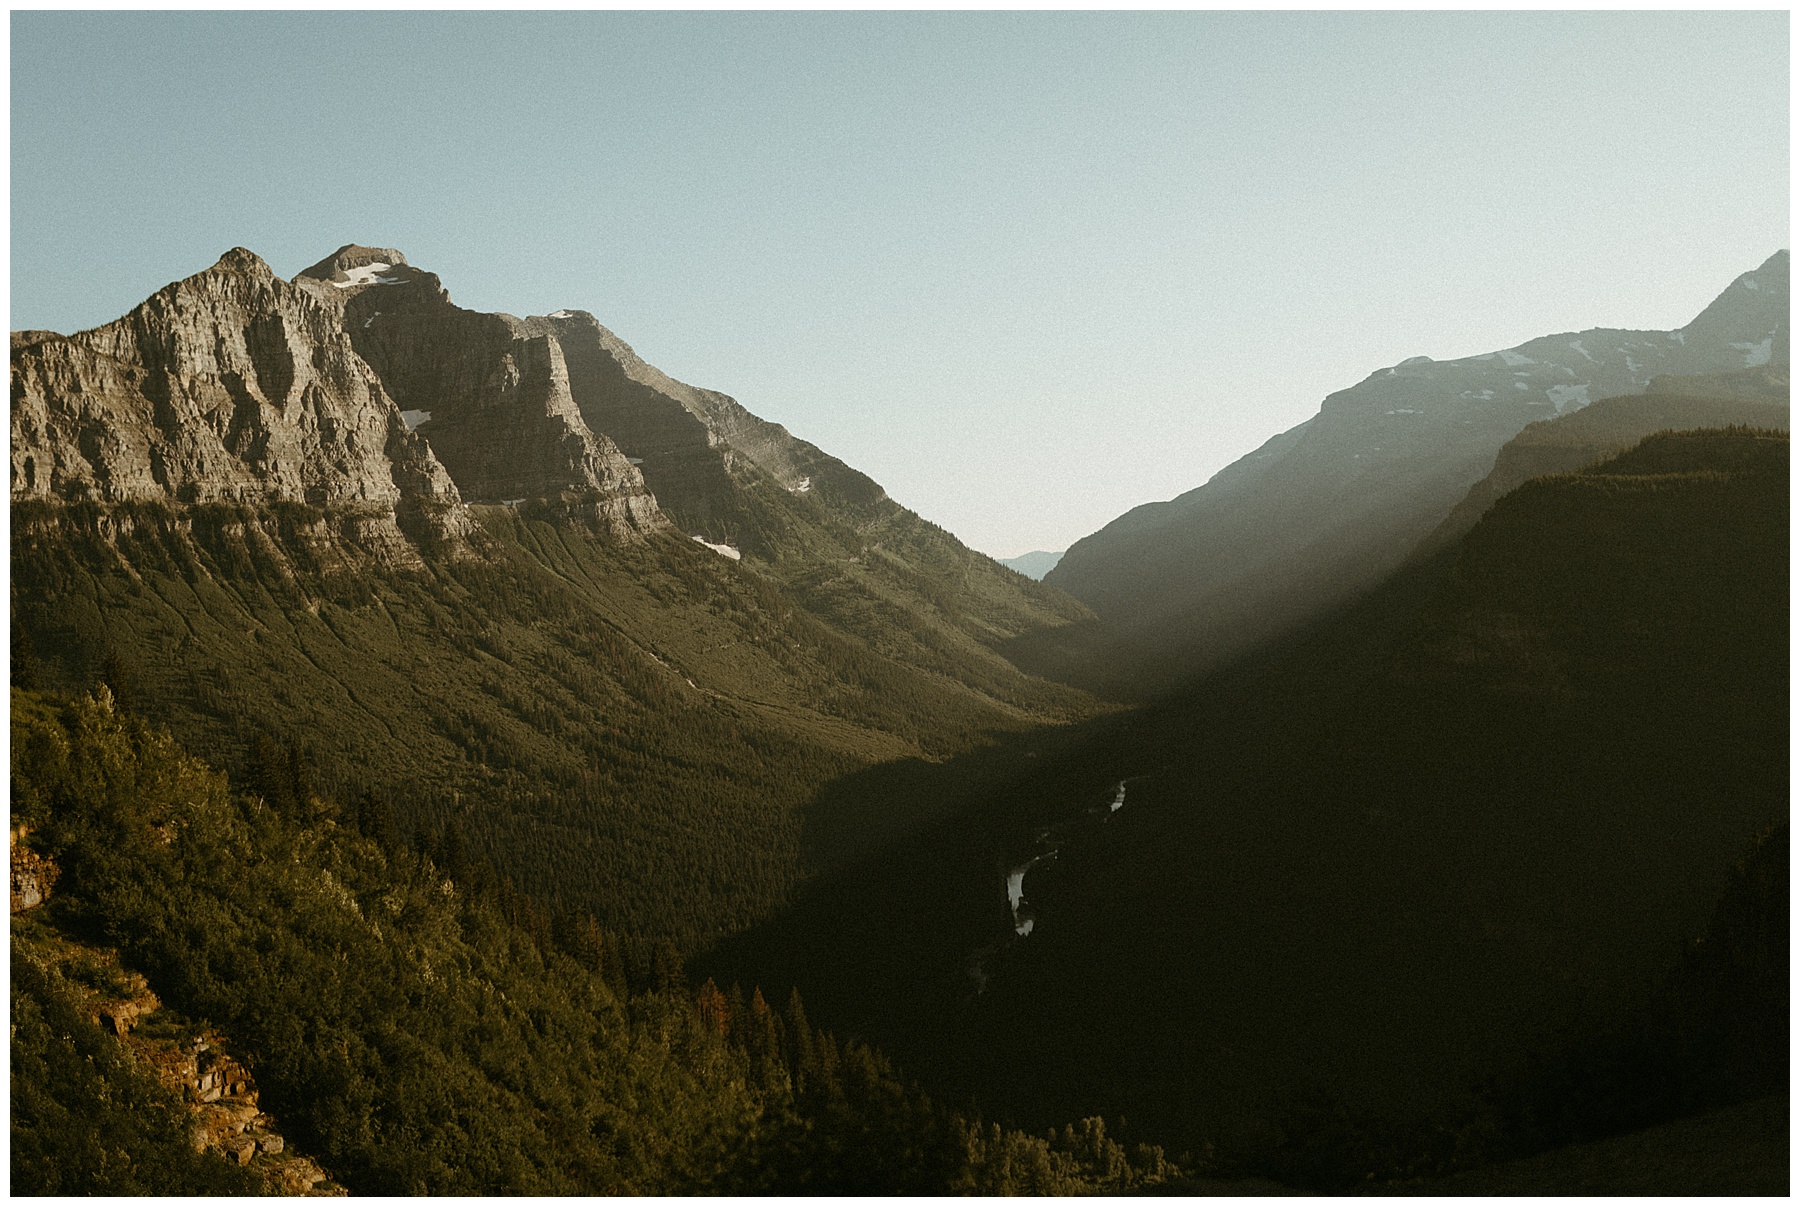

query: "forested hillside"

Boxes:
[11, 498, 1093, 946]
[10, 686, 1178, 1194]
[1418, 367, 1787, 553]
[707, 426, 1788, 1186]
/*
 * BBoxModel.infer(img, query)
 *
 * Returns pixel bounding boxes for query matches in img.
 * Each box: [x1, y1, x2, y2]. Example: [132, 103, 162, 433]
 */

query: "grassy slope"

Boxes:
[12, 497, 1097, 945]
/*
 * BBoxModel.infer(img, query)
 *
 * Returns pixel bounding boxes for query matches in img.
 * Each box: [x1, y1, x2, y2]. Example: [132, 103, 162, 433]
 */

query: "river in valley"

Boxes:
[967, 776, 1143, 994]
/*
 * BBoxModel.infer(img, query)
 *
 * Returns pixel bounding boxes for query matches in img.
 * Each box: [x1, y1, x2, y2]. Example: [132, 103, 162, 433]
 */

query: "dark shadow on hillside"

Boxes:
[704, 544, 1469, 1145]
[705, 431, 1789, 1170]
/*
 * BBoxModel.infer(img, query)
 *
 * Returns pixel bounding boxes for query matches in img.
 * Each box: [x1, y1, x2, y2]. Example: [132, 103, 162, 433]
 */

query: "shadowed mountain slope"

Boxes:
[707, 426, 1788, 1167]
[1419, 366, 1788, 554]
[1043, 252, 1788, 694]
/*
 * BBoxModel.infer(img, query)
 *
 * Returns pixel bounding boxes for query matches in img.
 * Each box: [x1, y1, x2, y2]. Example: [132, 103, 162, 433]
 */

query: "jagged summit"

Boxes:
[9, 243, 1000, 575]
[211, 246, 276, 277]
[297, 243, 413, 285]
[10, 242, 467, 556]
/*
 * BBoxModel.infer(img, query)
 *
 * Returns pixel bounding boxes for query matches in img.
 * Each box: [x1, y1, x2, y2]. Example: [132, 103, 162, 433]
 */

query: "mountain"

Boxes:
[997, 550, 1063, 580]
[10, 247, 473, 553]
[707, 425, 1787, 1180]
[1419, 366, 1788, 555]
[10, 244, 1096, 946]
[1042, 251, 1789, 693]
[14, 243, 1786, 1195]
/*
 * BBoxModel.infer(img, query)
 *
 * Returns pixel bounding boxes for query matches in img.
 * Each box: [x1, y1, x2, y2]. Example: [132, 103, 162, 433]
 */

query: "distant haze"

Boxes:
[998, 551, 1065, 581]
[10, 11, 1788, 559]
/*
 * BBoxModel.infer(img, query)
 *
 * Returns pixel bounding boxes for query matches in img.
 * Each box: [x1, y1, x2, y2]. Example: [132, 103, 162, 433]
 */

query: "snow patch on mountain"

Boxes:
[332, 263, 404, 288]
[693, 536, 742, 560]
[1731, 337, 1774, 367]
[1545, 384, 1590, 414]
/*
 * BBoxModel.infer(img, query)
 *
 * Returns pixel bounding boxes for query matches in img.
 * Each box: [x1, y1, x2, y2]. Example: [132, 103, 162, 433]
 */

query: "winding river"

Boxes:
[969, 777, 1141, 993]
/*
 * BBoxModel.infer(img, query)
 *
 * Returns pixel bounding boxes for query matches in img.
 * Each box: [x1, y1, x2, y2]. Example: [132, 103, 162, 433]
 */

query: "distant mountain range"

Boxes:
[1043, 251, 1789, 693]
[997, 550, 1063, 580]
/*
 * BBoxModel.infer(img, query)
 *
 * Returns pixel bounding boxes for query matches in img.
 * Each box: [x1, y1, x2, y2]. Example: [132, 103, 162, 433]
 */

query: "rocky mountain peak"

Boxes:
[1680, 249, 1789, 366]
[11, 244, 471, 556]
[297, 244, 412, 284]
[212, 246, 277, 278]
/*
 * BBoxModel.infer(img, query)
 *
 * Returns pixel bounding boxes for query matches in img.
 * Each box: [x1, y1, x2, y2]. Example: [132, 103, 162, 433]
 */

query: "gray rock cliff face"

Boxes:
[12, 242, 971, 571]
[541, 309, 888, 549]
[316, 247, 665, 540]
[12, 247, 470, 551]
[1046, 251, 1790, 675]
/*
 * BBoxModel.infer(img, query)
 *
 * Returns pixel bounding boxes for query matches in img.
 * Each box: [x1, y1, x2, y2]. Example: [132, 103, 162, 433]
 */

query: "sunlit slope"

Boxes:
[708, 427, 1788, 1155]
[11, 500, 1096, 946]
[10, 687, 1177, 1195]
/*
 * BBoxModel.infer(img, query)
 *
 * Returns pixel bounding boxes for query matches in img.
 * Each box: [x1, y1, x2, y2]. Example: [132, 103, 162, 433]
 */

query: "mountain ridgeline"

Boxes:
[1040, 251, 1789, 694]
[11, 244, 1097, 944]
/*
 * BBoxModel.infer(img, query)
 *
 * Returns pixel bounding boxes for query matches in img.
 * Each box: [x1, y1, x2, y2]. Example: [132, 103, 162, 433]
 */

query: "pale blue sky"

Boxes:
[12, 11, 1788, 556]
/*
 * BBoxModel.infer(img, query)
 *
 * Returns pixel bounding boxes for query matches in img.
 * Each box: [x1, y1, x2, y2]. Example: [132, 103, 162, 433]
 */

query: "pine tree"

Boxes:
[695, 978, 730, 1037]
[784, 987, 817, 1094]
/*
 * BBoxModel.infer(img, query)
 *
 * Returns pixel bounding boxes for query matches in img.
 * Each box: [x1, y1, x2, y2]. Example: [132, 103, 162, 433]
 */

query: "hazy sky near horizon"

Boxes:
[12, 11, 1789, 557]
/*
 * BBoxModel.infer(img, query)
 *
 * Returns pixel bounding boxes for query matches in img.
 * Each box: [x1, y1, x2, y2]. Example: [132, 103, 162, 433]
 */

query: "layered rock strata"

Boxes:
[11, 249, 469, 553]
[14, 240, 1005, 569]
[307, 246, 665, 540]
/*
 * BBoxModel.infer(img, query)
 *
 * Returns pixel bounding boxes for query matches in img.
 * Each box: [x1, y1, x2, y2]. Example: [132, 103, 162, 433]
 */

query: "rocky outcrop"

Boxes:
[11, 248, 470, 552]
[142, 1024, 338, 1191]
[319, 249, 666, 539]
[19, 927, 343, 1194]
[11, 822, 58, 912]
